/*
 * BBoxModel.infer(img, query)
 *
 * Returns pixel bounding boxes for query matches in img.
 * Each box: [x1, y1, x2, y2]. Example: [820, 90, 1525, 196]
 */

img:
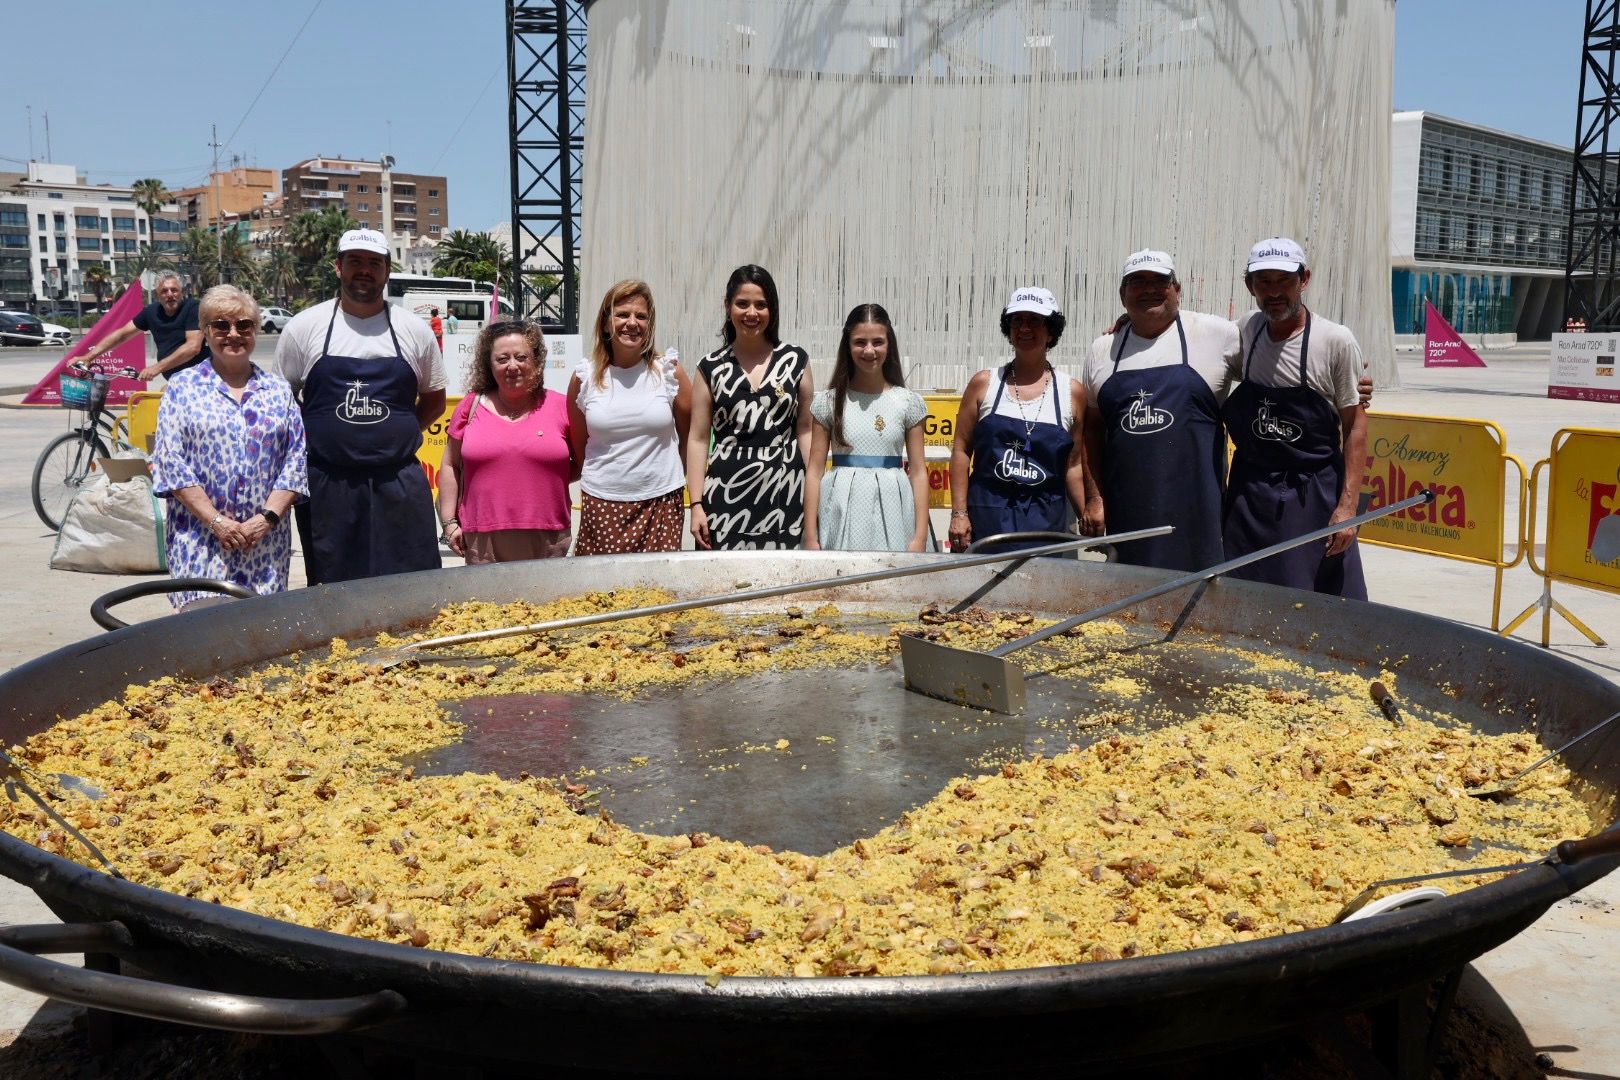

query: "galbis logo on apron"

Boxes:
[337, 379, 393, 425]
[994, 444, 1049, 486]
[1251, 397, 1303, 443]
[1119, 388, 1174, 434]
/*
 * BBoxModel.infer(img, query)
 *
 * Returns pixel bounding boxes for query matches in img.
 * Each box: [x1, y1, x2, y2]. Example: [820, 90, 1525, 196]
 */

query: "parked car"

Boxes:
[40, 322, 73, 346]
[260, 306, 294, 334]
[0, 310, 46, 346]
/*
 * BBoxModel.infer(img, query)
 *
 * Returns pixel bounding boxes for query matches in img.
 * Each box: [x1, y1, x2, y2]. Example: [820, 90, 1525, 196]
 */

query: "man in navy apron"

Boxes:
[1080, 250, 1239, 572]
[273, 229, 446, 585]
[1221, 238, 1369, 599]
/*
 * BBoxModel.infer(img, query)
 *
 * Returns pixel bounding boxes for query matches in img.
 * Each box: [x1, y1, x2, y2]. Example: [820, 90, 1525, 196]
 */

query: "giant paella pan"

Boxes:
[0, 550, 1616, 1075]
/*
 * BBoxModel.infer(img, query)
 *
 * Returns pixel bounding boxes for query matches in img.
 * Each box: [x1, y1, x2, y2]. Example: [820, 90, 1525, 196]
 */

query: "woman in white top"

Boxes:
[566, 279, 692, 555]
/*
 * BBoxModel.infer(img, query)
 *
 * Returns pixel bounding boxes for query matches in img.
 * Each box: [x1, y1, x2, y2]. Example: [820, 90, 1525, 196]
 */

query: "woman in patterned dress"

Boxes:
[685, 265, 814, 549]
[151, 286, 307, 610]
[804, 303, 933, 552]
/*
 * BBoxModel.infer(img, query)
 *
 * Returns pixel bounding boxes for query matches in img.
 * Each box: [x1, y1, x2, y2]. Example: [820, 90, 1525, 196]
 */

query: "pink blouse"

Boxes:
[448, 390, 572, 532]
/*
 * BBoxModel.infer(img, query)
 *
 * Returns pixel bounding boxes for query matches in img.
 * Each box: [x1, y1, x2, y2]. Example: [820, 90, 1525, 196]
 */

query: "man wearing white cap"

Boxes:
[1221, 237, 1368, 599]
[274, 228, 446, 584]
[1078, 250, 1239, 571]
[948, 286, 1087, 552]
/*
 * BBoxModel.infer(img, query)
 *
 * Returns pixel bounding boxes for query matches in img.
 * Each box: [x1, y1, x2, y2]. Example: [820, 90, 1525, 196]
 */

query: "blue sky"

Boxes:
[0, 2, 1590, 231]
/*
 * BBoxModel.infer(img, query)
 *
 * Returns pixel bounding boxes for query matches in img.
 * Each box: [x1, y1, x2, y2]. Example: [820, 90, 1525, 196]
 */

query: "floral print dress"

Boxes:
[150, 362, 308, 608]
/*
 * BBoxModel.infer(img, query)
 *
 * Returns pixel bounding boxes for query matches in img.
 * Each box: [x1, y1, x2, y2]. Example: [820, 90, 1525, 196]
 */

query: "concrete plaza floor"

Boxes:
[0, 341, 1614, 1074]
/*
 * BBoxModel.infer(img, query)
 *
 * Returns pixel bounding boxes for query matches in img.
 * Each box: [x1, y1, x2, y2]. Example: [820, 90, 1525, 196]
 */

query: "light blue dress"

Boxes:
[150, 362, 308, 608]
[810, 386, 936, 551]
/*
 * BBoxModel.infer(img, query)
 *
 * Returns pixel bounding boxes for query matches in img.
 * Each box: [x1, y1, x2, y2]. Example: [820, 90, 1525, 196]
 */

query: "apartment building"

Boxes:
[0, 162, 186, 311]
[170, 166, 280, 232]
[280, 157, 449, 248]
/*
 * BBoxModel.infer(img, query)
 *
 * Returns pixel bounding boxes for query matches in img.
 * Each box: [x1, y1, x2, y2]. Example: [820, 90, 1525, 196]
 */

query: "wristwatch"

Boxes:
[257, 507, 281, 527]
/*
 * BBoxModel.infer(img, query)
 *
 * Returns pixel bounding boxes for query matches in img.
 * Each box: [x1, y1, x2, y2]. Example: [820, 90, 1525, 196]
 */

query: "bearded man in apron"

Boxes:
[1221, 238, 1370, 599]
[1079, 250, 1240, 572]
[273, 229, 447, 584]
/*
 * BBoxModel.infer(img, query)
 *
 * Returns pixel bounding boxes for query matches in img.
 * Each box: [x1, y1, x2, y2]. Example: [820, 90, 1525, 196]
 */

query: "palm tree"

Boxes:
[117, 243, 172, 291]
[82, 264, 112, 310]
[264, 243, 300, 307]
[216, 229, 260, 293]
[285, 206, 355, 299]
[433, 230, 508, 284]
[179, 227, 216, 291]
[131, 178, 168, 220]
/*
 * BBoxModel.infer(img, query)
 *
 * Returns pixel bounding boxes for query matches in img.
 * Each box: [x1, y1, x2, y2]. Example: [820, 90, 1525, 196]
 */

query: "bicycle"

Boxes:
[31, 363, 139, 532]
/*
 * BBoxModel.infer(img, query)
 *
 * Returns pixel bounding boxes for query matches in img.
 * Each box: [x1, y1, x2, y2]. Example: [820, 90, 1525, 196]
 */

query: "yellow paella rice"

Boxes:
[0, 590, 1594, 977]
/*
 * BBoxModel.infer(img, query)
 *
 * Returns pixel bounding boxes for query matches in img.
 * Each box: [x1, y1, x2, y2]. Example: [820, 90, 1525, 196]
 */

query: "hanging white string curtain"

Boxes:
[582, 0, 1396, 387]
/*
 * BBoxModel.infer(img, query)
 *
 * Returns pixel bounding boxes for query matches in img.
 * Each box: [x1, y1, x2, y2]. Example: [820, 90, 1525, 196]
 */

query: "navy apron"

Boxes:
[966, 363, 1073, 552]
[1221, 311, 1366, 599]
[1095, 317, 1226, 571]
[294, 303, 441, 585]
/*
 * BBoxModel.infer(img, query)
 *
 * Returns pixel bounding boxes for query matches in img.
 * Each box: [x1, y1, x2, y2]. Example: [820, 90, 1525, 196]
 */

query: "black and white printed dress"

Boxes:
[697, 342, 808, 549]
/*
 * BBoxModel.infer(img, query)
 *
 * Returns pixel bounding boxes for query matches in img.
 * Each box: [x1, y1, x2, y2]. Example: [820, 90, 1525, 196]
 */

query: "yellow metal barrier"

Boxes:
[1357, 412, 1527, 630]
[1504, 427, 1620, 647]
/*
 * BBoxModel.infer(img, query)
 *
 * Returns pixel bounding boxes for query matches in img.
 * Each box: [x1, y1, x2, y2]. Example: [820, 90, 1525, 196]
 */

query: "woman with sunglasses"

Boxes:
[150, 286, 307, 609]
[437, 320, 576, 562]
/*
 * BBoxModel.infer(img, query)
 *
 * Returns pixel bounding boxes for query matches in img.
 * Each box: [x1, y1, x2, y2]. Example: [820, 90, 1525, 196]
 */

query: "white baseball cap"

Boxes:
[1121, 250, 1175, 279]
[338, 228, 390, 256]
[1247, 237, 1307, 274]
[1004, 286, 1059, 317]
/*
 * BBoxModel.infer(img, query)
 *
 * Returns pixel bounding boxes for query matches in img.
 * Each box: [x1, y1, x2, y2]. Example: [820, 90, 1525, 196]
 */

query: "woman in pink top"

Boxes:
[437, 321, 576, 563]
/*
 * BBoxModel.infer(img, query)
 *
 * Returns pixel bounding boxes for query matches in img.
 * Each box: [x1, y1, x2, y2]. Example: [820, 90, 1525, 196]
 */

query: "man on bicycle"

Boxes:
[80, 270, 209, 382]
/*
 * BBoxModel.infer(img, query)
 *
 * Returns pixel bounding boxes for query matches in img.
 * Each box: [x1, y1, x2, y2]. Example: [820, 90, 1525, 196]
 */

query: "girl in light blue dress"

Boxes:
[804, 304, 935, 552]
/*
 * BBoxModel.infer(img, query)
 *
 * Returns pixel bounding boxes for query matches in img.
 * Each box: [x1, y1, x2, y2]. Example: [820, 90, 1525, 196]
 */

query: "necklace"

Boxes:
[1006, 366, 1047, 451]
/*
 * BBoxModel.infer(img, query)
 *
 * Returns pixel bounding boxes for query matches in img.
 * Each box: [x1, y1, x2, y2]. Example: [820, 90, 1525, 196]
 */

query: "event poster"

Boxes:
[1357, 414, 1506, 565]
[1543, 430, 1620, 592]
[1549, 333, 1620, 404]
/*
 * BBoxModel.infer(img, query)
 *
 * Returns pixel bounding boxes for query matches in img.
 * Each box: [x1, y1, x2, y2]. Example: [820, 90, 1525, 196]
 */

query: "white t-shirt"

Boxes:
[1083, 310, 1240, 405]
[573, 350, 686, 501]
[273, 299, 446, 396]
[977, 365, 1077, 426]
[1235, 310, 1363, 410]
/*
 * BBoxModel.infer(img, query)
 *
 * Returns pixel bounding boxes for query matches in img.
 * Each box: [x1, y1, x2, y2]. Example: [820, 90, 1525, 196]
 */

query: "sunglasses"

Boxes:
[208, 319, 258, 335]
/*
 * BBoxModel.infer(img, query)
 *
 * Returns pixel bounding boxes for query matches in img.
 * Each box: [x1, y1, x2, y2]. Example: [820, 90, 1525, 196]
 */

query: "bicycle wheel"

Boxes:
[32, 430, 109, 532]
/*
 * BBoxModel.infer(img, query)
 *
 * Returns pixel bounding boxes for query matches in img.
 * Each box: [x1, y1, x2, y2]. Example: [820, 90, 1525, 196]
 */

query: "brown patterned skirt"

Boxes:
[574, 488, 686, 556]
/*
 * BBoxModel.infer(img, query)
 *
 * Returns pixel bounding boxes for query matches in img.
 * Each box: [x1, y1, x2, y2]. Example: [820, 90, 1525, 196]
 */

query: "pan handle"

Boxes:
[1556, 829, 1620, 866]
[0, 921, 406, 1034]
[91, 579, 256, 631]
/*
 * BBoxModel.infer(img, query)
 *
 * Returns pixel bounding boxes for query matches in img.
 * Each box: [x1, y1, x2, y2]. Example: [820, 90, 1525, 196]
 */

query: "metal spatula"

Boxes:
[900, 490, 1436, 713]
[1469, 708, 1620, 801]
[1332, 829, 1620, 923]
[353, 526, 1174, 668]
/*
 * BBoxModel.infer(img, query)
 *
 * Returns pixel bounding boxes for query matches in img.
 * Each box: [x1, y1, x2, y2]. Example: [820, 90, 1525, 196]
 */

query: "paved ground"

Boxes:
[0, 341, 1615, 1074]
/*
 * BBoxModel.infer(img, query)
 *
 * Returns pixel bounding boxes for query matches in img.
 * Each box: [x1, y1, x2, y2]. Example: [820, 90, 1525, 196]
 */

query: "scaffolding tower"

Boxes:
[1567, 0, 1620, 331]
[506, 1, 586, 331]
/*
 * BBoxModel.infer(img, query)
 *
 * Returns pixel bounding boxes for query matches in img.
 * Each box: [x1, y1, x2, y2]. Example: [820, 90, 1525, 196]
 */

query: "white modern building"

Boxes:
[1390, 111, 1573, 341]
[0, 162, 186, 311]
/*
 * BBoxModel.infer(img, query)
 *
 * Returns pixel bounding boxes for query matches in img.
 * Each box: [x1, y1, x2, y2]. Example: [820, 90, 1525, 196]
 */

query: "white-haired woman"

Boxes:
[150, 285, 307, 609]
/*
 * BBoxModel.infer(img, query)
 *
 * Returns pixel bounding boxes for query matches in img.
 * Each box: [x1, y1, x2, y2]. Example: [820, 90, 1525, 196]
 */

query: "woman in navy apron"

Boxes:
[947, 286, 1086, 554]
[1222, 308, 1367, 599]
[1093, 313, 1226, 571]
[295, 301, 442, 584]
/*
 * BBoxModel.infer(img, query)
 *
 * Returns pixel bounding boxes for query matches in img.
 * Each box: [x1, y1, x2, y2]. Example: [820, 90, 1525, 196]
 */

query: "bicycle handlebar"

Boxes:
[64, 363, 141, 381]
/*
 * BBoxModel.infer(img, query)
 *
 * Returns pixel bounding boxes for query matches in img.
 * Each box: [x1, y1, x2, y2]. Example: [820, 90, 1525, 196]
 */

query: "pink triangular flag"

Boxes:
[20, 284, 150, 406]
[1423, 300, 1487, 368]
